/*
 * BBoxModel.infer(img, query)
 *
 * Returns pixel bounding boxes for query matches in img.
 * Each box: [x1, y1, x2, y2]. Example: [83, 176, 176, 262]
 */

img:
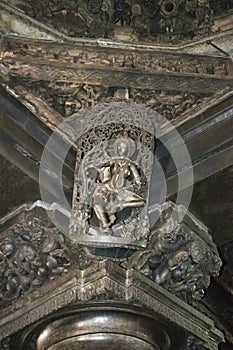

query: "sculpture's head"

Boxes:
[114, 137, 136, 158]
[0, 238, 15, 259]
[116, 140, 128, 156]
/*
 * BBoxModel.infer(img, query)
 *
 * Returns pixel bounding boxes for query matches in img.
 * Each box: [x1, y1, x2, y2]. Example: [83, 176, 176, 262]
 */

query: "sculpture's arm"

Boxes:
[129, 163, 141, 186]
[85, 160, 112, 171]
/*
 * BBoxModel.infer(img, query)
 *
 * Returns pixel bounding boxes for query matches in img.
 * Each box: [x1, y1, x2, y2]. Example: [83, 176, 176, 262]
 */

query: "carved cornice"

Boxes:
[0, 259, 224, 349]
[1, 38, 232, 94]
[9, 80, 212, 118]
[0, 37, 232, 134]
[2, 38, 232, 76]
[1, 36, 232, 130]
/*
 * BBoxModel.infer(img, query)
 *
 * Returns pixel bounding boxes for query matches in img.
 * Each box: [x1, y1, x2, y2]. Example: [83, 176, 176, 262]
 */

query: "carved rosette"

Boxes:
[69, 103, 156, 251]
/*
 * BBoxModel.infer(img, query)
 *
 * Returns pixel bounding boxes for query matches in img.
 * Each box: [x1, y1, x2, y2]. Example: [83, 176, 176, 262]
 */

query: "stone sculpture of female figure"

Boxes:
[92, 137, 145, 229]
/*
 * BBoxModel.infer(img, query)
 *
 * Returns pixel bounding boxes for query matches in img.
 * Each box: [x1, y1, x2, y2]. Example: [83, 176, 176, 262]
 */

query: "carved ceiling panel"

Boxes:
[4, 0, 233, 43]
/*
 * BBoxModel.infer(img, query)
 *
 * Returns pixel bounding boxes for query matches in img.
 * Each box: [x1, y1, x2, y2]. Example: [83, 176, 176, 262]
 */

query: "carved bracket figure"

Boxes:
[123, 202, 222, 301]
[184, 335, 207, 350]
[0, 212, 71, 301]
[69, 103, 156, 251]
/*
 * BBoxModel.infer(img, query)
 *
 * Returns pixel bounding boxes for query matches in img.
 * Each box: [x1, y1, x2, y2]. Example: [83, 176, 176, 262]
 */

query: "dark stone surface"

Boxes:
[0, 155, 40, 218]
[189, 165, 233, 247]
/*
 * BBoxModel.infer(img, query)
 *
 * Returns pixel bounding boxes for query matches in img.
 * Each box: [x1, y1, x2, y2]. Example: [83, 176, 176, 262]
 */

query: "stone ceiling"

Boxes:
[0, 0, 233, 129]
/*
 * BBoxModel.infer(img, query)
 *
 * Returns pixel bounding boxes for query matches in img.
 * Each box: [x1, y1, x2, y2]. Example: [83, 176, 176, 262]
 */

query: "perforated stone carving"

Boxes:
[70, 103, 156, 250]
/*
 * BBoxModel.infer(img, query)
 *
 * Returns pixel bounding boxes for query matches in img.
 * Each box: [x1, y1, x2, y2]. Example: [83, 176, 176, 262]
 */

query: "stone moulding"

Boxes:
[0, 260, 224, 349]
